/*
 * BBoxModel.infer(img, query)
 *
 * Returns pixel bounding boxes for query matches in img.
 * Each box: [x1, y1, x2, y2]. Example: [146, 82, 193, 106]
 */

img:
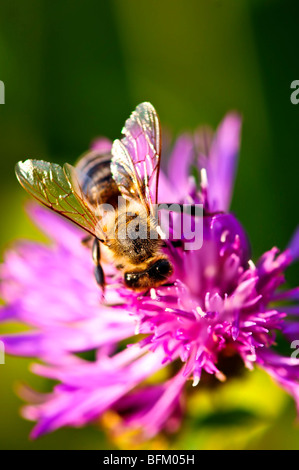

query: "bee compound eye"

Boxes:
[124, 272, 140, 287]
[156, 259, 171, 275]
[148, 259, 172, 281]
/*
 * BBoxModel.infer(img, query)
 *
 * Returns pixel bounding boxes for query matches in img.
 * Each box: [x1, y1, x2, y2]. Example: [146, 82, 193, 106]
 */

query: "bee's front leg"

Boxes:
[92, 238, 105, 291]
[162, 240, 183, 248]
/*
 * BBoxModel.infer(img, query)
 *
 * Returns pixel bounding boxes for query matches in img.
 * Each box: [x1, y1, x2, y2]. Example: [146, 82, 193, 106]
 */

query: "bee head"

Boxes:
[124, 258, 173, 290]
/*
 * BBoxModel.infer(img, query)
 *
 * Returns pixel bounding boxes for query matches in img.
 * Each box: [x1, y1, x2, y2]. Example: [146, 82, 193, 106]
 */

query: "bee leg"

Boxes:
[142, 289, 151, 297]
[162, 240, 183, 248]
[92, 238, 105, 291]
[171, 240, 183, 247]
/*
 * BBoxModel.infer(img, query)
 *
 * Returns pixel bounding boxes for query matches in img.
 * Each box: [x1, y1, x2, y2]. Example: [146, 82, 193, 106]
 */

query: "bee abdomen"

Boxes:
[76, 151, 120, 207]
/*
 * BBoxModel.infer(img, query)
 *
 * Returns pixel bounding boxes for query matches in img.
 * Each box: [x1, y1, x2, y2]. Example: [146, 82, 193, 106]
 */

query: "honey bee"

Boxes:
[15, 102, 174, 291]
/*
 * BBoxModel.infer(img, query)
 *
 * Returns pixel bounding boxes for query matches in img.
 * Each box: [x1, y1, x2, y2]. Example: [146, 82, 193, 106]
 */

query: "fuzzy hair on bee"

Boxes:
[101, 199, 173, 290]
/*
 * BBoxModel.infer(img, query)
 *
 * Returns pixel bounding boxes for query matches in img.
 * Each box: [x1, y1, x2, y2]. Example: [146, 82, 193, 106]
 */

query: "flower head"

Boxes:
[1, 111, 299, 441]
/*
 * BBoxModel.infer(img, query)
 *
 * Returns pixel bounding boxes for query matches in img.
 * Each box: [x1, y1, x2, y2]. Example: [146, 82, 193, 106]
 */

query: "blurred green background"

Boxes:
[1, 0, 299, 450]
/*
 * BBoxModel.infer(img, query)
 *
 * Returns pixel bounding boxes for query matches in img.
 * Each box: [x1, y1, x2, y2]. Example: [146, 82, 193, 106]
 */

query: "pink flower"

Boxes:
[1, 112, 299, 440]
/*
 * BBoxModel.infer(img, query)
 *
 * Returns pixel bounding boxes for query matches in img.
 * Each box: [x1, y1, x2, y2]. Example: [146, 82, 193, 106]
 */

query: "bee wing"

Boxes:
[15, 159, 107, 241]
[111, 102, 161, 215]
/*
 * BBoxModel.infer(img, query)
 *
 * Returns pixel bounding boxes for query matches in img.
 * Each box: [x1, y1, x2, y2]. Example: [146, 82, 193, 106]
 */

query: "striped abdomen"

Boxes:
[76, 150, 120, 207]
